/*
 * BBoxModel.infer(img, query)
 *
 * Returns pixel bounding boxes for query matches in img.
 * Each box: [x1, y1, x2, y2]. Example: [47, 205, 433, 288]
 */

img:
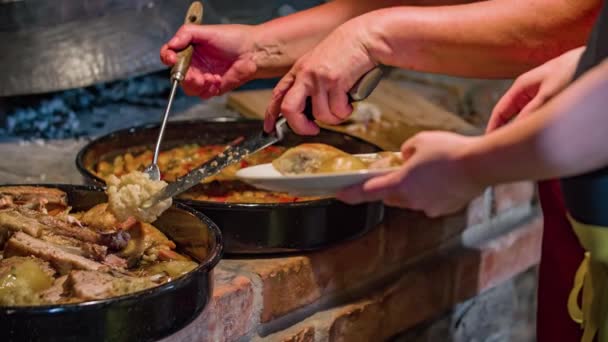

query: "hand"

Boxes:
[337, 131, 484, 218]
[263, 18, 377, 135]
[160, 24, 258, 98]
[487, 47, 584, 132]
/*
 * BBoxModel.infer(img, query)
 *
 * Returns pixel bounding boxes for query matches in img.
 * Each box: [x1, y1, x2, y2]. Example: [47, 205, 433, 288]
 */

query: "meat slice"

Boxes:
[39, 233, 108, 261]
[0, 186, 67, 207]
[4, 232, 108, 274]
[39, 275, 68, 304]
[66, 270, 156, 300]
[103, 254, 128, 269]
[65, 271, 115, 300]
[17, 207, 101, 243]
[0, 209, 45, 237]
[15, 207, 130, 250]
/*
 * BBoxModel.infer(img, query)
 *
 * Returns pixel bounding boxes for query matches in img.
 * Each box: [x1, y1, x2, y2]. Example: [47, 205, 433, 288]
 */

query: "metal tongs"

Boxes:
[143, 1, 204, 181]
[143, 65, 389, 208]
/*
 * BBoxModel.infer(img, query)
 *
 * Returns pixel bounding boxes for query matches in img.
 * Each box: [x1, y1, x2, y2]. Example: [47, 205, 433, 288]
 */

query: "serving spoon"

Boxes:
[144, 1, 203, 181]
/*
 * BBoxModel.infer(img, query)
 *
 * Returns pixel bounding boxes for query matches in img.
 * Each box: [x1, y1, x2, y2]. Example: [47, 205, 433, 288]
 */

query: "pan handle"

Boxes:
[171, 2, 204, 82]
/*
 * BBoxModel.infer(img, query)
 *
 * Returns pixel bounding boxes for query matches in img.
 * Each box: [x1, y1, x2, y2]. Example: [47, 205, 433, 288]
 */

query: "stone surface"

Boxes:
[328, 300, 383, 342]
[219, 185, 532, 326]
[477, 217, 542, 290]
[161, 267, 259, 342]
[391, 266, 537, 342]
[383, 208, 467, 265]
[280, 326, 316, 342]
[254, 256, 322, 322]
[247, 217, 542, 342]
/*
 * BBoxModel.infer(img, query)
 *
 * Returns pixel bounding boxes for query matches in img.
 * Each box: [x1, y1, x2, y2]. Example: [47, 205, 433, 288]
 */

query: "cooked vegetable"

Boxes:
[0, 257, 54, 306]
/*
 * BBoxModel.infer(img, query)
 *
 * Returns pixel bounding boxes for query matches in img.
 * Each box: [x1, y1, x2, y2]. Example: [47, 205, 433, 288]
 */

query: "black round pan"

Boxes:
[0, 184, 223, 342]
[76, 119, 384, 255]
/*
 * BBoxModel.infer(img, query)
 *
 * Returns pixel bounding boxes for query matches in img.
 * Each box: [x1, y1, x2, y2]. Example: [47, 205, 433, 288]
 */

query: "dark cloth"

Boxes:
[536, 181, 585, 342]
[561, 0, 608, 226]
[536, 2, 608, 341]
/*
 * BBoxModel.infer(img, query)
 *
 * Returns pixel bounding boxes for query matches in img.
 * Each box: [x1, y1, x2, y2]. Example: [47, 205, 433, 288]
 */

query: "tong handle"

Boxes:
[302, 65, 388, 120]
[170, 1, 204, 82]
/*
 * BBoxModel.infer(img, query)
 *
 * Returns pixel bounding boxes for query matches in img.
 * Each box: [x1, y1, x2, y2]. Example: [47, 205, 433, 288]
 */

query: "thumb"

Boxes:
[400, 138, 418, 161]
[168, 24, 209, 50]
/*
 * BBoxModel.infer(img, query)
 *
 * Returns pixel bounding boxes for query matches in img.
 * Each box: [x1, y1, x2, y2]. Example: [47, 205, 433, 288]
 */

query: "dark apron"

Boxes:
[538, 1, 608, 341]
[537, 180, 585, 342]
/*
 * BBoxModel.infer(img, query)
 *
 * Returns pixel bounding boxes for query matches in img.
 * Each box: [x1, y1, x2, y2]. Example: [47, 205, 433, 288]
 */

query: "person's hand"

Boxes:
[160, 24, 258, 98]
[487, 47, 584, 132]
[263, 18, 377, 135]
[337, 131, 484, 217]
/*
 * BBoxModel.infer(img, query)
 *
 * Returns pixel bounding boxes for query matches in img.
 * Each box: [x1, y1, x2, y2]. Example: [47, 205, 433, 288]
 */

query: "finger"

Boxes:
[364, 171, 403, 193]
[400, 138, 418, 161]
[487, 90, 523, 133]
[518, 92, 549, 117]
[160, 44, 177, 66]
[337, 171, 403, 204]
[312, 85, 343, 126]
[383, 197, 410, 209]
[197, 74, 221, 99]
[167, 24, 209, 51]
[281, 81, 320, 135]
[182, 71, 206, 96]
[487, 79, 539, 133]
[328, 88, 353, 120]
[264, 73, 295, 132]
[336, 183, 388, 205]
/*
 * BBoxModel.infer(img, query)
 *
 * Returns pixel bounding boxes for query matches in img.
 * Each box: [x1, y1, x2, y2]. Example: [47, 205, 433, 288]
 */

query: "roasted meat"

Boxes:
[39, 275, 68, 303]
[5, 232, 109, 274]
[0, 186, 197, 306]
[39, 233, 108, 261]
[66, 270, 157, 300]
[12, 207, 130, 250]
[0, 186, 67, 207]
[0, 209, 46, 237]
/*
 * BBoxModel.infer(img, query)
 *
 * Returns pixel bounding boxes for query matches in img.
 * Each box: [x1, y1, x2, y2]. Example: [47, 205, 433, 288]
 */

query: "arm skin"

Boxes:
[349, 0, 601, 78]
[463, 60, 608, 186]
[249, 0, 477, 78]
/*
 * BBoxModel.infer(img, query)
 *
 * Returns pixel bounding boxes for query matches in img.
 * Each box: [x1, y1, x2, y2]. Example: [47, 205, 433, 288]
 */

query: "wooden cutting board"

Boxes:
[227, 80, 478, 151]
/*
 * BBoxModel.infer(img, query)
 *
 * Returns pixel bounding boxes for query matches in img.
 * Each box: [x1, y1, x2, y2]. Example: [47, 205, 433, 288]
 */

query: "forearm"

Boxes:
[462, 60, 608, 186]
[250, 0, 409, 78]
[249, 0, 479, 78]
[362, 0, 598, 78]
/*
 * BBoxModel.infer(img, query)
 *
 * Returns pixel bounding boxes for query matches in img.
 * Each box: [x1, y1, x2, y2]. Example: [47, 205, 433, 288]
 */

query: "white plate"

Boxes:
[235, 153, 400, 197]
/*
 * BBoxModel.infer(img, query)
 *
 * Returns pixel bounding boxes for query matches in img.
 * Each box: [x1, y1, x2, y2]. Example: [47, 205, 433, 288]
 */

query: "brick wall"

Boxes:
[163, 181, 541, 341]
